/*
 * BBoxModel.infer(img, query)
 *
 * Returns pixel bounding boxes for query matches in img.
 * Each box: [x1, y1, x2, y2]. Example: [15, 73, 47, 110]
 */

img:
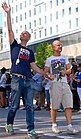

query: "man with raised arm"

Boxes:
[2, 2, 44, 138]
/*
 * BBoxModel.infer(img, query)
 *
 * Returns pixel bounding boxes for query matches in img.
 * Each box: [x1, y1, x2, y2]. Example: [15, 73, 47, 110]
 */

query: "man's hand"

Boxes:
[45, 73, 55, 80]
[48, 74, 55, 80]
[2, 2, 11, 13]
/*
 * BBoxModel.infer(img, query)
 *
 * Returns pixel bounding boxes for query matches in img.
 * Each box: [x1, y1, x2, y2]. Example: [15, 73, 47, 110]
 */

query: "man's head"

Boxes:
[1, 67, 6, 74]
[52, 40, 62, 53]
[20, 31, 31, 42]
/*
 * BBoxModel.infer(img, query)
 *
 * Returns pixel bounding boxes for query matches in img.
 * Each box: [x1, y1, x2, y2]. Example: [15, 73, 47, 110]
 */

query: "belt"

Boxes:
[12, 73, 27, 79]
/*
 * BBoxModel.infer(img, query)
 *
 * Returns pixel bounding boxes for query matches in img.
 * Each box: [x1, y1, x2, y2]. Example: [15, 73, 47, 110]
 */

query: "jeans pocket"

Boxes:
[11, 77, 19, 91]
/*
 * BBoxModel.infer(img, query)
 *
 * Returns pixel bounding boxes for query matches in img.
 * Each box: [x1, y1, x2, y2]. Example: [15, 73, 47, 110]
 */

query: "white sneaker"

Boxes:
[78, 110, 81, 113]
[52, 125, 61, 134]
[67, 126, 79, 134]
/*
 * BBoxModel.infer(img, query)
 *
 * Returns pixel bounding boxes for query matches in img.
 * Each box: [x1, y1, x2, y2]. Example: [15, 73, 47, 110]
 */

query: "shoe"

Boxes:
[67, 126, 79, 134]
[27, 129, 38, 138]
[52, 125, 61, 134]
[78, 110, 81, 113]
[46, 107, 51, 111]
[58, 109, 63, 112]
[5, 124, 14, 134]
[34, 106, 41, 111]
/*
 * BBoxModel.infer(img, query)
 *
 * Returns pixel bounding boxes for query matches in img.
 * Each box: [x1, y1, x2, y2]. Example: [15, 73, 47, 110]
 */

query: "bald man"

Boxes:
[44, 40, 79, 134]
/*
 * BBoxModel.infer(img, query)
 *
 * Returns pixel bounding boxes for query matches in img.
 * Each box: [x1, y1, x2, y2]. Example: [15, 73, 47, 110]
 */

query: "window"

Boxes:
[62, 9, 64, 17]
[34, 8, 36, 15]
[16, 16, 18, 23]
[56, 0, 58, 6]
[8, 0, 10, 3]
[16, 29, 18, 34]
[34, 0, 36, 3]
[62, 0, 64, 3]
[34, 32, 36, 39]
[50, 1, 52, 8]
[25, 24, 27, 30]
[4, 32, 6, 38]
[29, 0, 31, 5]
[29, 22, 31, 29]
[76, 18, 78, 27]
[12, 18, 14, 24]
[16, 5, 18, 12]
[56, 11, 58, 19]
[20, 14, 22, 21]
[29, 10, 31, 17]
[20, 25, 22, 31]
[34, 20, 36, 27]
[76, 7, 78, 12]
[24, 1, 26, 8]
[44, 16, 47, 24]
[39, 6, 41, 13]
[44, 29, 47, 36]
[56, 25, 58, 33]
[69, 7, 71, 15]
[44, 3, 47, 11]
[50, 13, 52, 22]
[12, 7, 14, 13]
[39, 18, 41, 25]
[39, 30, 41, 38]
[69, 20, 71, 29]
[25, 12, 26, 19]
[50, 27, 52, 34]
[20, 3, 22, 10]
[4, 21, 6, 27]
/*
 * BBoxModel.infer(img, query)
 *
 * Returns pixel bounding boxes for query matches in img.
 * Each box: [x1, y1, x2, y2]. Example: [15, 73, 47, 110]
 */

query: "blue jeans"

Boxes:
[6, 90, 11, 107]
[7, 76, 34, 131]
[45, 89, 50, 103]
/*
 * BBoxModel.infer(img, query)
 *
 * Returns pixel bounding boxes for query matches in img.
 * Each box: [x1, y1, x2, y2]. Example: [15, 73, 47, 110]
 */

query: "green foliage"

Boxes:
[35, 42, 53, 68]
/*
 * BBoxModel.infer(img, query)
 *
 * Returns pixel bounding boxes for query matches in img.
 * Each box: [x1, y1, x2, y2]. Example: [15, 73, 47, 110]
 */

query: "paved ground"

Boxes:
[0, 107, 81, 139]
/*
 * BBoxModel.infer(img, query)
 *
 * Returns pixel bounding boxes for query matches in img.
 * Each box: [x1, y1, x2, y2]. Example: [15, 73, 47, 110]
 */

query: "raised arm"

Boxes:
[2, 2, 14, 44]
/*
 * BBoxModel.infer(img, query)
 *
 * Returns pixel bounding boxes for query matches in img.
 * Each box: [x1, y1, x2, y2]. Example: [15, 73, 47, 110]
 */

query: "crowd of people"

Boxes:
[0, 67, 11, 108]
[0, 1, 80, 138]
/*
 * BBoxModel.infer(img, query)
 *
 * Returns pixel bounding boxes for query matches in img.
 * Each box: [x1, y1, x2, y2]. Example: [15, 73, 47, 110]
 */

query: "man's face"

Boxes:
[20, 31, 31, 42]
[52, 40, 62, 53]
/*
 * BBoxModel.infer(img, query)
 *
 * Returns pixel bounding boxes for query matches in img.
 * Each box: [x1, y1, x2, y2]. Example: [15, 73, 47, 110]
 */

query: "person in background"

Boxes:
[0, 67, 7, 107]
[44, 40, 79, 134]
[2, 2, 44, 138]
[6, 73, 11, 108]
[73, 63, 81, 113]
[70, 64, 80, 111]
[32, 72, 43, 110]
[42, 77, 50, 111]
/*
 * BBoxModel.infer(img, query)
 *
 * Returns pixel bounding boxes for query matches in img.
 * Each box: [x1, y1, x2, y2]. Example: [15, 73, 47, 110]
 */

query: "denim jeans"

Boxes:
[45, 89, 50, 103]
[6, 90, 11, 107]
[7, 76, 34, 131]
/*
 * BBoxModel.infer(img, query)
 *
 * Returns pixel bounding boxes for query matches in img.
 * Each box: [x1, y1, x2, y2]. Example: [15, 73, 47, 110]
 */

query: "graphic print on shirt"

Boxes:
[19, 48, 30, 60]
[51, 58, 66, 78]
[16, 48, 30, 65]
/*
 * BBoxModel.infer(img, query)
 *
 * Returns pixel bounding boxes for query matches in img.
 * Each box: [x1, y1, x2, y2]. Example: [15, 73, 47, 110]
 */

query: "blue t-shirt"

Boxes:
[77, 71, 81, 88]
[10, 39, 35, 77]
[32, 73, 43, 92]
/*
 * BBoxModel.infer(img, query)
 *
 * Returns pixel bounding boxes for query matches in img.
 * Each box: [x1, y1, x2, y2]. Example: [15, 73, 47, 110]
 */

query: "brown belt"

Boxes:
[12, 73, 27, 79]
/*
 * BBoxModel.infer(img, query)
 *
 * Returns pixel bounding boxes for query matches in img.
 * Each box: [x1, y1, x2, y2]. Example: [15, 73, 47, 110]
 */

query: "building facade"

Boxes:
[0, 0, 81, 69]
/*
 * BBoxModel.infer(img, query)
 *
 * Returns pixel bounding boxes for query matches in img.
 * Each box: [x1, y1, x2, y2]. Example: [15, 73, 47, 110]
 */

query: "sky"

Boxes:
[0, 0, 4, 27]
[0, 12, 2, 27]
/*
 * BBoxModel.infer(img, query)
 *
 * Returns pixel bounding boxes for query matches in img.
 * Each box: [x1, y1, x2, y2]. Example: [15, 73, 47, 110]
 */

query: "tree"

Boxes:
[35, 42, 53, 68]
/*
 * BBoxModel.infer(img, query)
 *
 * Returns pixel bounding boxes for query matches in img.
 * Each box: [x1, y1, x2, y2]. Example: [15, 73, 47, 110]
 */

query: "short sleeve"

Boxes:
[45, 58, 51, 67]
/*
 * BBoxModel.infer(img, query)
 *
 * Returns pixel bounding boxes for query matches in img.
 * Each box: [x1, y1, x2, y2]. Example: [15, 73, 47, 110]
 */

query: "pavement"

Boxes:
[0, 107, 81, 139]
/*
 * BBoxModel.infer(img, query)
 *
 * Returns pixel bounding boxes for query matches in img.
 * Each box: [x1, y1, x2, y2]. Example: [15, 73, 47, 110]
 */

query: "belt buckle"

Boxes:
[21, 75, 26, 79]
